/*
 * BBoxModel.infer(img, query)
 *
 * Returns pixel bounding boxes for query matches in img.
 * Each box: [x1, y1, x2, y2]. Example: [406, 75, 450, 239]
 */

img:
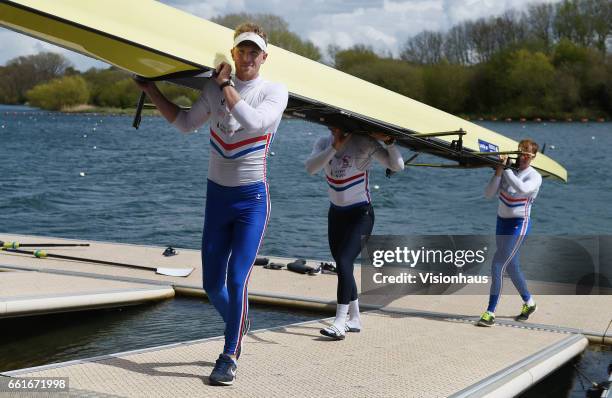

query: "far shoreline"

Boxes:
[0, 104, 609, 123]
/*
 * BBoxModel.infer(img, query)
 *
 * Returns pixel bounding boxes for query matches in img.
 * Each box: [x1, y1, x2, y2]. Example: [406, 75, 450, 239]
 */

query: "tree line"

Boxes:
[0, 0, 610, 118]
[334, 39, 610, 119]
[0, 13, 321, 111]
[0, 53, 199, 111]
[401, 0, 610, 65]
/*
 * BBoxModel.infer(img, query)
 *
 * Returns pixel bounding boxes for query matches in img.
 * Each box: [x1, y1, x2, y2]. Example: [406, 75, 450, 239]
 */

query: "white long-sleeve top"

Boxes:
[305, 134, 404, 208]
[173, 76, 288, 186]
[485, 166, 542, 218]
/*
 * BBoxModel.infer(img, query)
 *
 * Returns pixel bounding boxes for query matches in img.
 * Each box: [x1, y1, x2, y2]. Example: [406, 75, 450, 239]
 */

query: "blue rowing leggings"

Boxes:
[202, 179, 269, 355]
[487, 216, 532, 313]
[328, 203, 374, 305]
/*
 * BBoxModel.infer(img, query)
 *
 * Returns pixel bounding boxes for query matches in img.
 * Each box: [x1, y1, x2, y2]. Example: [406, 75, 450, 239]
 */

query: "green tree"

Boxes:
[504, 50, 556, 116]
[550, 69, 581, 113]
[97, 78, 141, 108]
[157, 82, 199, 105]
[553, 40, 610, 115]
[333, 45, 380, 71]
[26, 75, 89, 110]
[267, 30, 321, 60]
[82, 67, 131, 106]
[466, 49, 514, 114]
[579, 52, 609, 114]
[0, 52, 71, 104]
[212, 13, 321, 61]
[422, 63, 473, 114]
[340, 59, 425, 101]
[552, 38, 591, 66]
[604, 56, 612, 115]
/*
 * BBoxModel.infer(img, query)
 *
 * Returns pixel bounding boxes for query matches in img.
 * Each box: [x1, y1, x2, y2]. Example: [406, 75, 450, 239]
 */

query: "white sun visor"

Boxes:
[233, 32, 267, 52]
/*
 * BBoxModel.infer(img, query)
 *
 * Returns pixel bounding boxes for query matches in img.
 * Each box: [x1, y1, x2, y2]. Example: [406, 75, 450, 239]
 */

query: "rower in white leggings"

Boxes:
[305, 128, 404, 339]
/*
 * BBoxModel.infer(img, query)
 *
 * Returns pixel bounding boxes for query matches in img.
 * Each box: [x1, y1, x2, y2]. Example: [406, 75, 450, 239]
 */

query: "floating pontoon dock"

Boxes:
[1, 233, 609, 397]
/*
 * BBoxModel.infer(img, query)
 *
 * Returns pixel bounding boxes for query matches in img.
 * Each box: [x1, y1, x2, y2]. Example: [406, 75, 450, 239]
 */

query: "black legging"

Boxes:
[328, 203, 375, 304]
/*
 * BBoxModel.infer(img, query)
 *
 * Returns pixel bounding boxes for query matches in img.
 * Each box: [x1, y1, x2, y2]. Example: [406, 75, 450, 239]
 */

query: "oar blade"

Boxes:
[156, 267, 194, 277]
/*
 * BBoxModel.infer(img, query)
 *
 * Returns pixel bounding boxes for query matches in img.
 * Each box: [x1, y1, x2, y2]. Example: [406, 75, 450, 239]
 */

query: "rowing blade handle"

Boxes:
[133, 91, 146, 130]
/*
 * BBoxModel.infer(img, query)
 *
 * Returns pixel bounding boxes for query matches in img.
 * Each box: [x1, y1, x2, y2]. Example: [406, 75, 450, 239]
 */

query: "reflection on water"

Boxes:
[0, 297, 322, 373]
[521, 344, 612, 398]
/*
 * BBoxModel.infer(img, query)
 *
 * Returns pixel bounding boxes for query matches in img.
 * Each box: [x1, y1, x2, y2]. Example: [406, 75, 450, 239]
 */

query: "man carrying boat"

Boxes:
[305, 127, 404, 339]
[478, 139, 542, 327]
[135, 23, 288, 385]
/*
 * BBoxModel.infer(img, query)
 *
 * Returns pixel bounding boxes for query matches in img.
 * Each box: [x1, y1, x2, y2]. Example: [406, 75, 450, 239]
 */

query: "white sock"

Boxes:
[526, 297, 535, 307]
[347, 299, 361, 328]
[332, 304, 349, 331]
[486, 310, 495, 316]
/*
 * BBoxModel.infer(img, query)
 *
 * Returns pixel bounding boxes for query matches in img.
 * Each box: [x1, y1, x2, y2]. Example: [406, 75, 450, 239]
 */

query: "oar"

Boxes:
[1, 248, 194, 277]
[1, 241, 90, 249]
[386, 153, 419, 178]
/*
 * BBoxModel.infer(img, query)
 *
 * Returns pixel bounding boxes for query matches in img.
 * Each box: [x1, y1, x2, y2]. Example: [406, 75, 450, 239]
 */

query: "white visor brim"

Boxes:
[233, 32, 267, 52]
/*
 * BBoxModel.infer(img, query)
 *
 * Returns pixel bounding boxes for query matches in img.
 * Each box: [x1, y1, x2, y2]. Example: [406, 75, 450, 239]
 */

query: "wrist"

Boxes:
[219, 79, 234, 90]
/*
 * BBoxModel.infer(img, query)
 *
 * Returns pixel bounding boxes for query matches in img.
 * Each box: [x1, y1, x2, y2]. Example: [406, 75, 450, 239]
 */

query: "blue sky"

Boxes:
[0, 0, 549, 70]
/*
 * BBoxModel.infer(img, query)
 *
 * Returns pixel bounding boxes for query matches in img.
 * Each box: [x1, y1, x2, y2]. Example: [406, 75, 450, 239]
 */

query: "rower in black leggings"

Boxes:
[305, 127, 404, 339]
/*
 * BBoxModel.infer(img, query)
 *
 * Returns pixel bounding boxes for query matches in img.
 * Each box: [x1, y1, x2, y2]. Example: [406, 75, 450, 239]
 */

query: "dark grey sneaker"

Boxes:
[476, 311, 495, 327]
[236, 318, 250, 359]
[515, 303, 537, 322]
[320, 325, 346, 340]
[209, 354, 237, 386]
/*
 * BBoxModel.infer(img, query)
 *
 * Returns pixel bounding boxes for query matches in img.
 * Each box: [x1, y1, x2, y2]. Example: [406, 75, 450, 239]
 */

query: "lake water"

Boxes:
[0, 105, 610, 396]
[1, 106, 611, 258]
[0, 297, 322, 373]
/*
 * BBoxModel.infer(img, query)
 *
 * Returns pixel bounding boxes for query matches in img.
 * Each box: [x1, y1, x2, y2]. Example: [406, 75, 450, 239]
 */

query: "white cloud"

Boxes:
[363, 26, 397, 46]
[309, 30, 355, 51]
[167, 0, 244, 19]
[0, 0, 553, 69]
[383, 0, 442, 13]
[0, 30, 108, 70]
[442, 0, 549, 26]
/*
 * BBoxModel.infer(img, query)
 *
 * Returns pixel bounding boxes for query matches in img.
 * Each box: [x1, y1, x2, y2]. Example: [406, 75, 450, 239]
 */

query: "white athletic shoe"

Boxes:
[320, 325, 345, 340]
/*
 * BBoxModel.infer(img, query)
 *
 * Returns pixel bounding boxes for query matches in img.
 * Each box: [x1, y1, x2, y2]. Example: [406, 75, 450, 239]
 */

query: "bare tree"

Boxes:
[212, 13, 289, 33]
[493, 10, 527, 49]
[466, 19, 497, 63]
[400, 30, 444, 64]
[525, 3, 556, 51]
[582, 0, 612, 53]
[554, 0, 593, 47]
[444, 24, 472, 65]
